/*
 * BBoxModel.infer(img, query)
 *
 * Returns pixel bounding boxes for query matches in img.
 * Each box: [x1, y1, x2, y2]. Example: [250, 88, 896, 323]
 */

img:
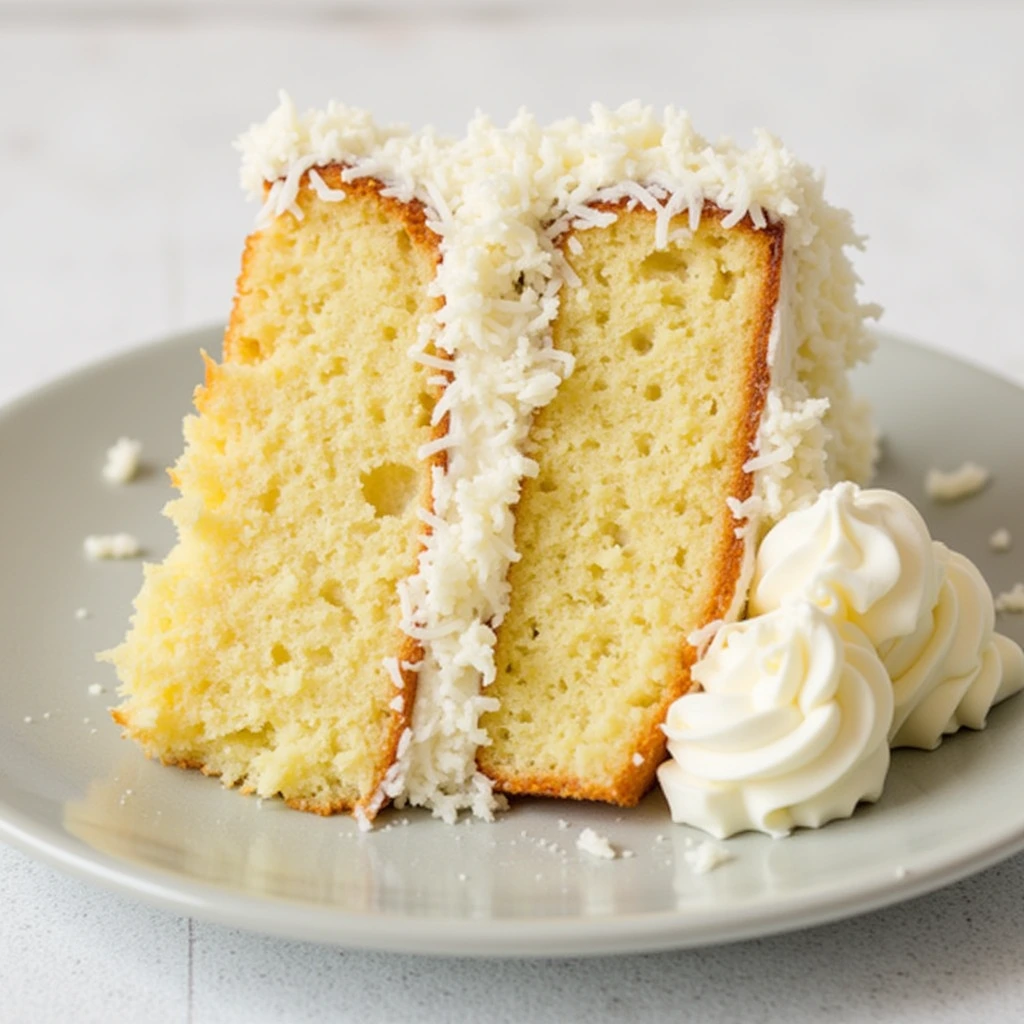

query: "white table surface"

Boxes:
[2, 2, 1023, 1021]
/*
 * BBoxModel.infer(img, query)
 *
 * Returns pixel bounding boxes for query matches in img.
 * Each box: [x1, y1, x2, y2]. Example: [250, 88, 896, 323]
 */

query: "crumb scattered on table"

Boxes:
[684, 840, 734, 874]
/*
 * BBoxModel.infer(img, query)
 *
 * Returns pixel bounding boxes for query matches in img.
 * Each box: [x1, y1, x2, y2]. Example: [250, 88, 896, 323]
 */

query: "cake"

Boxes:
[105, 96, 879, 825]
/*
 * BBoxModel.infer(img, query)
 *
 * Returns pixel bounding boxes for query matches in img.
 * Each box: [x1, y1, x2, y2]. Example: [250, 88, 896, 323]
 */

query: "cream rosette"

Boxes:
[657, 603, 892, 838]
[749, 482, 939, 648]
[884, 543, 1024, 748]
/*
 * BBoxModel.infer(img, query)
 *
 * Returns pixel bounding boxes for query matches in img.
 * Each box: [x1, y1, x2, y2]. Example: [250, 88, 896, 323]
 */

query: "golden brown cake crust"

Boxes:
[481, 201, 784, 808]
[118, 166, 444, 820]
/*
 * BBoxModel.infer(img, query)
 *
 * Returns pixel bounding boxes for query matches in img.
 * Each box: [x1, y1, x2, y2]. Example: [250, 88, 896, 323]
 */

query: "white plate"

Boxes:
[0, 328, 1022, 957]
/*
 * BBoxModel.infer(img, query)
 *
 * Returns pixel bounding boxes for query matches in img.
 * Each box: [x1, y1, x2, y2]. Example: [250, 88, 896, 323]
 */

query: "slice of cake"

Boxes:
[477, 203, 783, 803]
[106, 97, 878, 823]
[472, 109, 878, 806]
[107, 164, 443, 819]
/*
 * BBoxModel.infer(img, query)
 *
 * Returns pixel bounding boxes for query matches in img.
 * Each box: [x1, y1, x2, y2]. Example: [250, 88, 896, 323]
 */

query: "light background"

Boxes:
[2, 2, 1023, 1021]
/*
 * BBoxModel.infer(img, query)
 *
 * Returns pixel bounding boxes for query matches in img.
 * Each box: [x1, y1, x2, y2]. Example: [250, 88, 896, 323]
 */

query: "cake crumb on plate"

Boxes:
[995, 583, 1024, 614]
[924, 461, 990, 502]
[990, 528, 1012, 552]
[102, 437, 143, 484]
[84, 533, 141, 560]
[576, 827, 617, 860]
[684, 841, 733, 874]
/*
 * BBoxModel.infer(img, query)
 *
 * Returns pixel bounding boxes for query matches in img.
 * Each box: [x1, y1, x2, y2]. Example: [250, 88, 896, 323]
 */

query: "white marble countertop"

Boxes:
[2, 3, 1023, 1021]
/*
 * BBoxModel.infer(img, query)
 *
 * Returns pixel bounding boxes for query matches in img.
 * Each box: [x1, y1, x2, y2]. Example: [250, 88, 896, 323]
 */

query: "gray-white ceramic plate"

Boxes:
[0, 329, 1022, 957]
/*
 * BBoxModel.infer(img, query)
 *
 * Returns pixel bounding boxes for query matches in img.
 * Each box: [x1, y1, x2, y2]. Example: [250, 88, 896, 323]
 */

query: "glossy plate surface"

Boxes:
[0, 329, 1022, 956]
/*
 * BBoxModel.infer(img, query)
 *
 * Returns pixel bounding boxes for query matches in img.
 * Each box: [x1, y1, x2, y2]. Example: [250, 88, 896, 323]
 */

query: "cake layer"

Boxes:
[108, 168, 441, 818]
[479, 203, 783, 804]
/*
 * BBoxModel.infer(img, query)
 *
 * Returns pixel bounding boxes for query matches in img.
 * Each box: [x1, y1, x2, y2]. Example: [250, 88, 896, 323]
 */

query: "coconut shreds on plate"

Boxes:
[684, 841, 734, 874]
[990, 528, 1012, 552]
[576, 828, 618, 860]
[925, 461, 990, 502]
[83, 533, 141, 560]
[102, 437, 143, 484]
[995, 583, 1024, 614]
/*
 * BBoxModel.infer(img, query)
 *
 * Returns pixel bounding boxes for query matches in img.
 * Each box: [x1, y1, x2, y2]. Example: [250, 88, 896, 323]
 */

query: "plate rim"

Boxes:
[1, 325, 1023, 958]
[4, 790, 1024, 957]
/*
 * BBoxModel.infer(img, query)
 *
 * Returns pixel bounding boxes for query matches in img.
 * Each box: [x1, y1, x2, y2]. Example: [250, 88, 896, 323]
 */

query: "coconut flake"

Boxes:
[925, 462, 991, 502]
[990, 528, 1012, 553]
[995, 583, 1024, 614]
[84, 533, 141, 560]
[576, 828, 617, 860]
[102, 438, 143, 484]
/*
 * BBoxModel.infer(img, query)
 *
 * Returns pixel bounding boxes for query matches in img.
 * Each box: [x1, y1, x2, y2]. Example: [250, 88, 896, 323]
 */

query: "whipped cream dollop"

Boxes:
[749, 482, 939, 648]
[657, 603, 892, 838]
[750, 482, 1024, 750]
[884, 543, 1024, 748]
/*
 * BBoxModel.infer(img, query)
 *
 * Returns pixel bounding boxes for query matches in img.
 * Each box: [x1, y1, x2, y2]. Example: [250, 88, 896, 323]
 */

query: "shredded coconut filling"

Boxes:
[237, 96, 876, 824]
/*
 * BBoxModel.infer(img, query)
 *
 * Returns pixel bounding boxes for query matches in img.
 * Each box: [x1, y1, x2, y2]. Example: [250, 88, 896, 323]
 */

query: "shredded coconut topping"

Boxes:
[237, 95, 876, 823]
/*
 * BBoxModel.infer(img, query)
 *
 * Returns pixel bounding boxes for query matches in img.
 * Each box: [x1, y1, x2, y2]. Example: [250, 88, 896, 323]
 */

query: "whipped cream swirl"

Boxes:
[884, 543, 1024, 748]
[751, 482, 1024, 751]
[749, 482, 939, 647]
[657, 603, 892, 838]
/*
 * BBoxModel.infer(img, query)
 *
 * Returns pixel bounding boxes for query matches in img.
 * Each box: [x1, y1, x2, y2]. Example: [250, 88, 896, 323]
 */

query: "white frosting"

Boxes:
[750, 482, 939, 647]
[658, 604, 892, 838]
[237, 96, 878, 822]
[884, 543, 1024, 748]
